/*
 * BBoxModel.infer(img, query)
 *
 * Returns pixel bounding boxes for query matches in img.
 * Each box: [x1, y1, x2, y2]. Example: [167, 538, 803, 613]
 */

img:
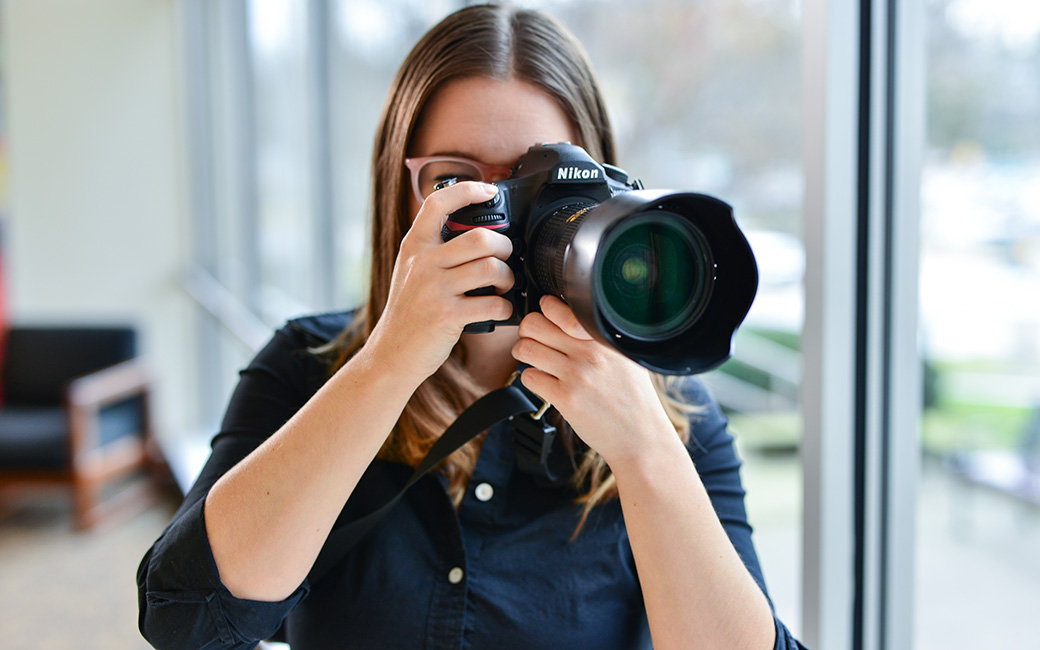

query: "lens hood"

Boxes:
[561, 190, 758, 375]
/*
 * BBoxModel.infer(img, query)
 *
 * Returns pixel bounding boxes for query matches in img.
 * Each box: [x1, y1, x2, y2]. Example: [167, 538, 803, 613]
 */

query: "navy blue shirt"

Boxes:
[138, 312, 805, 649]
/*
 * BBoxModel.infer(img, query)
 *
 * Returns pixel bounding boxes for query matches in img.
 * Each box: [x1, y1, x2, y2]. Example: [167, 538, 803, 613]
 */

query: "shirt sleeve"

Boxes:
[680, 377, 809, 650]
[137, 323, 321, 650]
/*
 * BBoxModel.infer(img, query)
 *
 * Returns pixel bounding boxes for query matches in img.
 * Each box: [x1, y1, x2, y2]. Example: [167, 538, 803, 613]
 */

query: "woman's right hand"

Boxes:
[366, 181, 514, 384]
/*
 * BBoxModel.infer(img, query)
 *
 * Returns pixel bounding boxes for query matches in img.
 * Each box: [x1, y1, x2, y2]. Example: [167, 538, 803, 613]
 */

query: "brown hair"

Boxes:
[324, 3, 690, 531]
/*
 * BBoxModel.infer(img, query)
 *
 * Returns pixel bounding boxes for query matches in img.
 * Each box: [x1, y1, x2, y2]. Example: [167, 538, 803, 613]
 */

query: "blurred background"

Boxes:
[0, 0, 1037, 648]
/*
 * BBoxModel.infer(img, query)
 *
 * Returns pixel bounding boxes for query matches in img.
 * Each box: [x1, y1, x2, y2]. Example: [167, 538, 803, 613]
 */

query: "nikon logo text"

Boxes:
[556, 167, 600, 181]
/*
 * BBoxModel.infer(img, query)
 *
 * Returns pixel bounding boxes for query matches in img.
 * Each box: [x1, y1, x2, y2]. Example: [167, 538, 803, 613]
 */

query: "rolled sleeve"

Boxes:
[138, 498, 309, 650]
[137, 319, 335, 649]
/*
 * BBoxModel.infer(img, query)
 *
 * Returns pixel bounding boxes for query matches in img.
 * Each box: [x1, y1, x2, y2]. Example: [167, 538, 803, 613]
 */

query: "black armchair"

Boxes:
[0, 326, 166, 530]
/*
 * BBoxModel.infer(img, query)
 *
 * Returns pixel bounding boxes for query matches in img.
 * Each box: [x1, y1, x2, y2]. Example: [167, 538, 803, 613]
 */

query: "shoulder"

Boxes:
[281, 309, 357, 348]
[238, 309, 357, 402]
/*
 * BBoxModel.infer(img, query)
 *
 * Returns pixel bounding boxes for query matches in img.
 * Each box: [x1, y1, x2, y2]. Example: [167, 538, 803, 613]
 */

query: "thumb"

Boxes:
[410, 181, 500, 243]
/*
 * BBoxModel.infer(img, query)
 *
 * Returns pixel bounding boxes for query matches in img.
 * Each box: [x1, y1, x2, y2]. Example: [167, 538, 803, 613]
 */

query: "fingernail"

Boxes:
[483, 183, 499, 195]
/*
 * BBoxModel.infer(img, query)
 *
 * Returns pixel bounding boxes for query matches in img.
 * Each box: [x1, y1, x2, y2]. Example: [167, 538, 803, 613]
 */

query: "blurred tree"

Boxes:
[555, 0, 802, 232]
[926, 0, 1040, 158]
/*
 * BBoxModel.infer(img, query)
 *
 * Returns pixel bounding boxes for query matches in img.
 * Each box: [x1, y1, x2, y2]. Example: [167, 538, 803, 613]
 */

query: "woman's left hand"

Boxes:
[511, 295, 676, 467]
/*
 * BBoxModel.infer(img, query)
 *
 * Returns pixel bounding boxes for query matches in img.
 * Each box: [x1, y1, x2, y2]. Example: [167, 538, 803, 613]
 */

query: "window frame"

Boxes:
[801, 0, 923, 648]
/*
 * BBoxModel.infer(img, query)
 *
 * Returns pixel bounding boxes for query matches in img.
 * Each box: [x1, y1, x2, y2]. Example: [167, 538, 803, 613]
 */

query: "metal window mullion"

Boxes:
[182, 0, 225, 425]
[801, 0, 861, 647]
[860, 1, 923, 648]
[860, 0, 889, 647]
[880, 0, 924, 647]
[803, 0, 923, 648]
[231, 0, 262, 316]
[307, 0, 336, 310]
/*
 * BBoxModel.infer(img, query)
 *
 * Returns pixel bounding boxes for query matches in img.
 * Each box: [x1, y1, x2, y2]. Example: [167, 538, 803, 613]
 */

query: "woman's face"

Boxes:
[407, 76, 578, 220]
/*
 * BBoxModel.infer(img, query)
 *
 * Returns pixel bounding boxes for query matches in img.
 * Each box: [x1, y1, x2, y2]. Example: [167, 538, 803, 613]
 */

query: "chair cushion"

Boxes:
[0, 406, 68, 469]
[2, 327, 136, 405]
[0, 398, 145, 471]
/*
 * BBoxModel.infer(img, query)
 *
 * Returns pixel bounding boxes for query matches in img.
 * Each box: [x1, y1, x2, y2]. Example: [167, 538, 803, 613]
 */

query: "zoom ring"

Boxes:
[529, 203, 595, 298]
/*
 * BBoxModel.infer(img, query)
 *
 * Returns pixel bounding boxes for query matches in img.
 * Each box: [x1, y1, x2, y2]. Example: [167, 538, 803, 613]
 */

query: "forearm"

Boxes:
[612, 435, 776, 650]
[204, 344, 421, 602]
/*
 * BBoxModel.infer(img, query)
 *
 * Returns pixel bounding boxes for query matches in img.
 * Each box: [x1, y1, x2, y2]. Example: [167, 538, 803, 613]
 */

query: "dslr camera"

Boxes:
[441, 142, 757, 375]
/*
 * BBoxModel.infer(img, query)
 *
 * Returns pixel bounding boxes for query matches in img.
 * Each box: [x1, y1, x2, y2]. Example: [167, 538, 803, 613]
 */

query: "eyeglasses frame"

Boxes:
[404, 155, 514, 203]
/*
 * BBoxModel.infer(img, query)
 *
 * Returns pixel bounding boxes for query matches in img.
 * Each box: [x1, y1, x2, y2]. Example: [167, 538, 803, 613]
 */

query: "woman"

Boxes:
[138, 5, 804, 649]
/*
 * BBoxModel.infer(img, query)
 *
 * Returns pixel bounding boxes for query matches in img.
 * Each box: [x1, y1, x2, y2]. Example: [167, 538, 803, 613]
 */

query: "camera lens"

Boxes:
[527, 189, 754, 374]
[595, 212, 713, 340]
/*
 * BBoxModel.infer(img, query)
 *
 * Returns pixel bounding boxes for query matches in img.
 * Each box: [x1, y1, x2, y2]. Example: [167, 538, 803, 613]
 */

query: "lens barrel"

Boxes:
[529, 190, 757, 375]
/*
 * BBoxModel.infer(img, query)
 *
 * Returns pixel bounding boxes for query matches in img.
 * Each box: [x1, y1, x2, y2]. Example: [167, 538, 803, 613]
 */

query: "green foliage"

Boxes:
[747, 327, 800, 351]
[921, 403, 1032, 455]
[728, 411, 802, 455]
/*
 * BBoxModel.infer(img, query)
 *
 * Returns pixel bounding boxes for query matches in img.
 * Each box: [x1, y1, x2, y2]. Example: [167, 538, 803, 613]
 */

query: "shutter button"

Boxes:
[475, 482, 494, 502]
[448, 567, 464, 584]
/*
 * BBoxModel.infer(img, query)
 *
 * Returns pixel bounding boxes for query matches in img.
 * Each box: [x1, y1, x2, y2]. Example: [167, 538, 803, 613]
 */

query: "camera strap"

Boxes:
[308, 371, 558, 584]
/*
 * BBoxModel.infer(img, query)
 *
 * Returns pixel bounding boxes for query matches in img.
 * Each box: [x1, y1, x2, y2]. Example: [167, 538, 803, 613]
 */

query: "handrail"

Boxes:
[179, 266, 272, 351]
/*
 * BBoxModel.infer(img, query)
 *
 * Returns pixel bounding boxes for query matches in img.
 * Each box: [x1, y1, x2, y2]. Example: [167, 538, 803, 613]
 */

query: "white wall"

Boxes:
[3, 0, 195, 440]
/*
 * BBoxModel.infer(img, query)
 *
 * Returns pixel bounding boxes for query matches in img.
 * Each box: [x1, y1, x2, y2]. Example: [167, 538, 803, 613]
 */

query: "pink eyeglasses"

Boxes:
[404, 155, 514, 202]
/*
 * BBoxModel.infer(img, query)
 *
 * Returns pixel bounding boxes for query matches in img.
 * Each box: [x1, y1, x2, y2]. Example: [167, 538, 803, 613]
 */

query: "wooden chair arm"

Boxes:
[65, 358, 157, 482]
[66, 358, 153, 411]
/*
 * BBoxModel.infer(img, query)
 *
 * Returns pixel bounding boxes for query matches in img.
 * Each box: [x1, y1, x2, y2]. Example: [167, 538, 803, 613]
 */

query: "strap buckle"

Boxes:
[507, 370, 569, 484]
[507, 369, 551, 420]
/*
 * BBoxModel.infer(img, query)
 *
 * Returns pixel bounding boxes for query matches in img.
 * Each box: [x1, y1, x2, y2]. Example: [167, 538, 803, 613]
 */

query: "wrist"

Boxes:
[358, 325, 436, 390]
[345, 337, 428, 401]
[601, 413, 689, 480]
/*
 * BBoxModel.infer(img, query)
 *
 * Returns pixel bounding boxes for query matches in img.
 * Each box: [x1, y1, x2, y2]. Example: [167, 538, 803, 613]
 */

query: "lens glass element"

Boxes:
[596, 212, 713, 340]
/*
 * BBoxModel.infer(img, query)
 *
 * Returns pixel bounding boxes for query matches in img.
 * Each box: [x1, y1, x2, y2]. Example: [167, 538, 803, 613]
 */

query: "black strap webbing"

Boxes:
[307, 383, 539, 583]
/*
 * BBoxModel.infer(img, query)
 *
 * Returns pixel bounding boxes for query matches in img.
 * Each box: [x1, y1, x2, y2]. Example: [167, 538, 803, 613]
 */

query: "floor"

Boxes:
[0, 491, 178, 650]
[1, 456, 1037, 649]
[740, 451, 1040, 649]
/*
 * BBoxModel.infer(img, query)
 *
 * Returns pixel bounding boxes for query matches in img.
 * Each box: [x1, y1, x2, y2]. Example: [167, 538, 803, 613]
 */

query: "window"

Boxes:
[915, 1, 1040, 646]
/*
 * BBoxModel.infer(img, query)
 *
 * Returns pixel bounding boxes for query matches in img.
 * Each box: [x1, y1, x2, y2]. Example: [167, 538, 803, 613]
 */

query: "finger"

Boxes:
[411, 181, 499, 242]
[516, 311, 577, 354]
[512, 336, 570, 379]
[539, 295, 593, 341]
[446, 256, 515, 296]
[438, 226, 513, 269]
[458, 294, 514, 328]
[519, 367, 560, 405]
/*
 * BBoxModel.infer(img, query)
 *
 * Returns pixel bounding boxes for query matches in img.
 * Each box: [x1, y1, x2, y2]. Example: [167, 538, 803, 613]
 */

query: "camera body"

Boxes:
[440, 142, 758, 375]
[442, 142, 640, 330]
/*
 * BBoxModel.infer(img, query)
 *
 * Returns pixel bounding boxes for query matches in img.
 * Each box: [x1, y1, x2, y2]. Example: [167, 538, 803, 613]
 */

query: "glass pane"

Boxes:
[548, 0, 805, 633]
[208, 2, 250, 302]
[248, 0, 315, 320]
[916, 1, 1040, 647]
[328, 0, 457, 308]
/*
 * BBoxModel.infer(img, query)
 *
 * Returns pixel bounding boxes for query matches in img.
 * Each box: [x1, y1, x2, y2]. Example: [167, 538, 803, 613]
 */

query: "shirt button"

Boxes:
[447, 567, 464, 584]
[474, 482, 494, 502]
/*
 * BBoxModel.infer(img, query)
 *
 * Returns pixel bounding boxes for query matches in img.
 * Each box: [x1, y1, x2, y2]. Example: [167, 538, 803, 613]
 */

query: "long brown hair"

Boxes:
[324, 4, 691, 529]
